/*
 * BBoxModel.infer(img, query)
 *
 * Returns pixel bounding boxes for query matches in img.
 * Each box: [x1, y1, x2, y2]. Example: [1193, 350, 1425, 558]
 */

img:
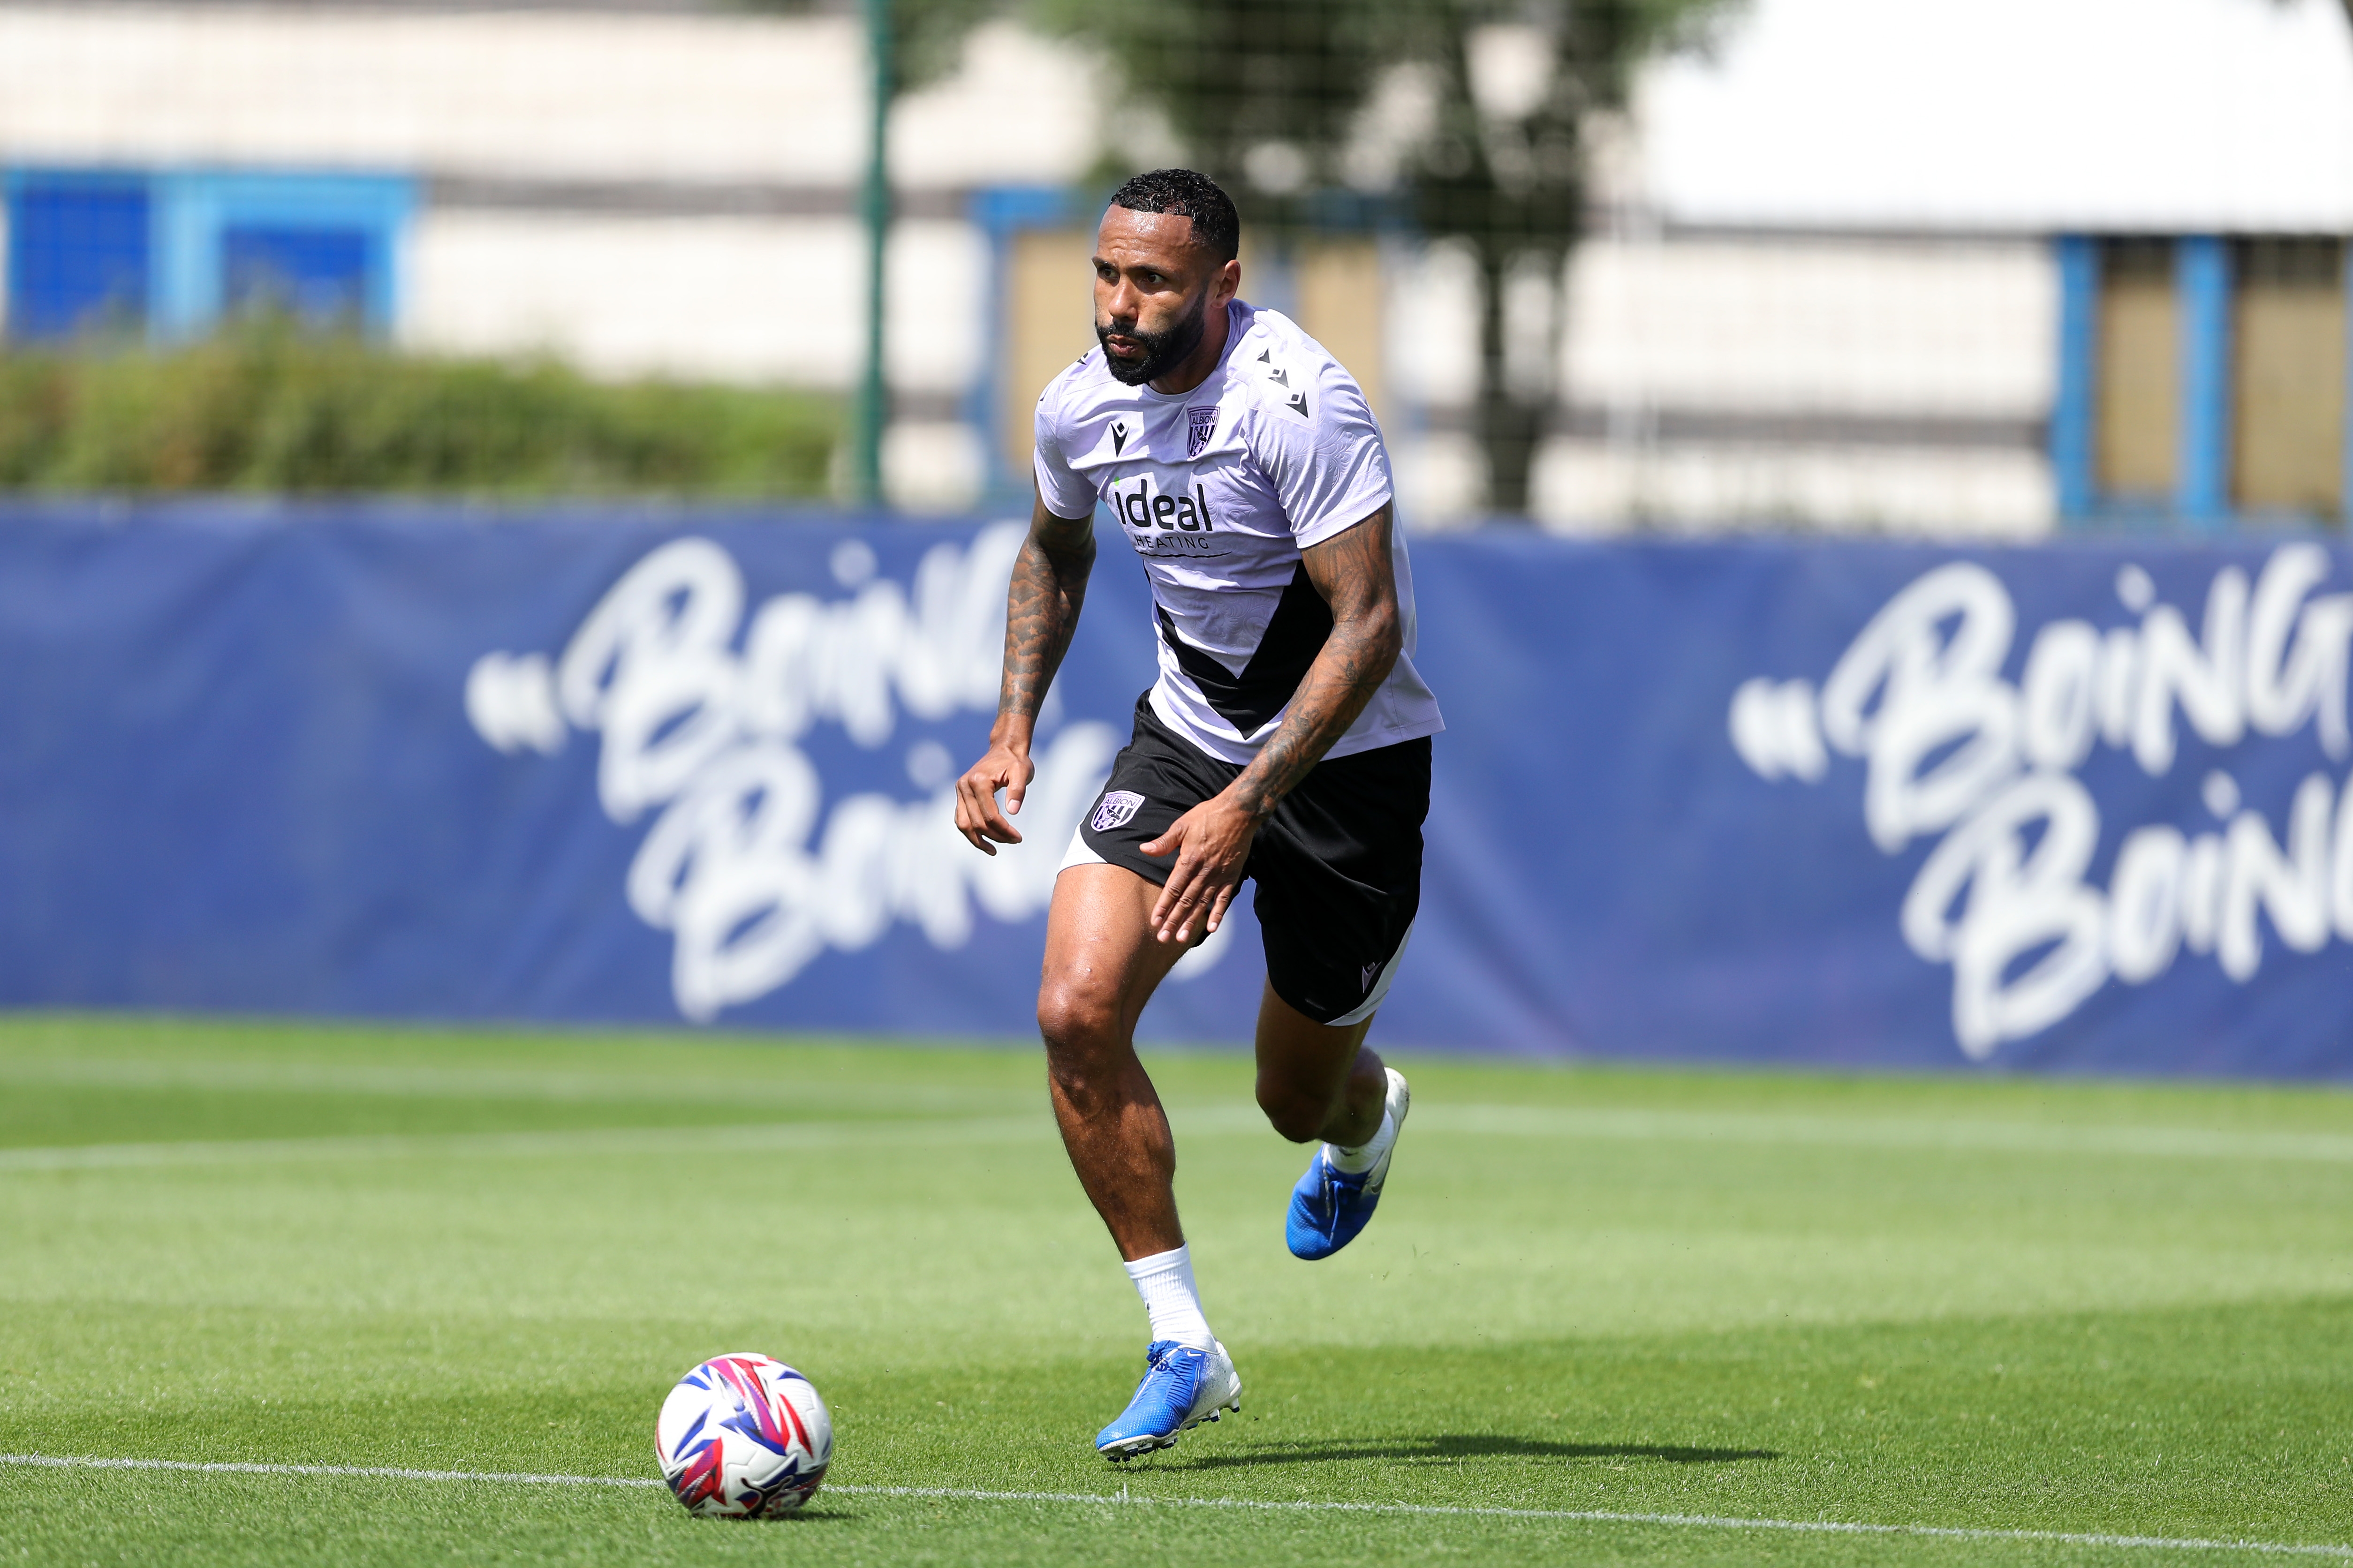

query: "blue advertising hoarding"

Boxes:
[2, 500, 2349, 1076]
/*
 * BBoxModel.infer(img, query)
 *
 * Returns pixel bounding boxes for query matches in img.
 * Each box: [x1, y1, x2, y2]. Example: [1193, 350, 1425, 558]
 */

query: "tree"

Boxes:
[1029, 0, 1732, 514]
[734, 0, 1003, 99]
[739, 0, 1733, 515]
[734, 0, 1005, 499]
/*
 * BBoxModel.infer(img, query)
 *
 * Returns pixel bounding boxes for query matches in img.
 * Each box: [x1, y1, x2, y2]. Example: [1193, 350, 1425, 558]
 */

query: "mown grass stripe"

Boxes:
[9, 1101, 2353, 1172]
[0, 1116, 1071, 1173]
[3, 1455, 2345, 1557]
[0, 1056, 1024, 1112]
[849, 1484, 2353, 1557]
[1407, 1105, 2353, 1164]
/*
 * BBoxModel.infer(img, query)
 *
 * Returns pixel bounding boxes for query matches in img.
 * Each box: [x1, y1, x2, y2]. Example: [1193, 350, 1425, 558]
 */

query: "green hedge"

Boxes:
[0, 329, 844, 497]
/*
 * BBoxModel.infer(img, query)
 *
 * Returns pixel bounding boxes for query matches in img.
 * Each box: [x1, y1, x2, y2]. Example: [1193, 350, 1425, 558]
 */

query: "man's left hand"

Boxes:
[1138, 787, 1263, 945]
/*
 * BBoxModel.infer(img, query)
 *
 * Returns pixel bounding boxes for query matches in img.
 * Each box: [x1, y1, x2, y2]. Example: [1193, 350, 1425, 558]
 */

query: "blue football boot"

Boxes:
[1286, 1067, 1411, 1260]
[1093, 1340, 1242, 1461]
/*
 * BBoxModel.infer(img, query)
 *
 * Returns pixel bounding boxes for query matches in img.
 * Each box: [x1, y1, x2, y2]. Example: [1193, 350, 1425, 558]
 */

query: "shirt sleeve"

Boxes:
[1255, 354, 1395, 549]
[1031, 383, 1098, 520]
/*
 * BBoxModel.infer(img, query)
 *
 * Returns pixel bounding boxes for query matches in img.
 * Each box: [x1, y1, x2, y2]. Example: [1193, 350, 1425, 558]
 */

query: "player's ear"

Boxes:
[1214, 256, 1240, 305]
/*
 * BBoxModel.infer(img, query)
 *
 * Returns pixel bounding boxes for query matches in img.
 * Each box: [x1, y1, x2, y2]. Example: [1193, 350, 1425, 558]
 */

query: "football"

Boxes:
[656, 1352, 834, 1516]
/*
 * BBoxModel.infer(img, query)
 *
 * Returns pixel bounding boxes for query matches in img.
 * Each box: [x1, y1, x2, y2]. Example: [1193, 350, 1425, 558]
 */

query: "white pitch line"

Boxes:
[0, 1453, 665, 1488]
[840, 1484, 2353, 1558]
[2, 1455, 2344, 1558]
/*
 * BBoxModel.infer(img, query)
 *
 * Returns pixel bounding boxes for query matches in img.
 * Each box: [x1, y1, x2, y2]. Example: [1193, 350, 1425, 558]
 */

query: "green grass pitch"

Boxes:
[4, 1014, 2353, 1565]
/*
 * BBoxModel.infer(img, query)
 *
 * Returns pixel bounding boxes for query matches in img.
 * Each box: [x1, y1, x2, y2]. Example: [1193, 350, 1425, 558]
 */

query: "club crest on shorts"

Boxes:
[1187, 405, 1217, 458]
[1091, 791, 1146, 832]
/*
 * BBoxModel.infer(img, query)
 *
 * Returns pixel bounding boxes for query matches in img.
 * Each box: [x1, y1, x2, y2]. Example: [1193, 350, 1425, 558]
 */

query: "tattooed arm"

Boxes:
[954, 494, 1098, 855]
[1140, 503, 1402, 942]
[1227, 505, 1402, 818]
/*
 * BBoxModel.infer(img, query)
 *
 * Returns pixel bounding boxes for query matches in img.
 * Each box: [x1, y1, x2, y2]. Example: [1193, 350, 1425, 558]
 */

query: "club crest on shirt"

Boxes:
[1091, 790, 1146, 832]
[1187, 405, 1217, 458]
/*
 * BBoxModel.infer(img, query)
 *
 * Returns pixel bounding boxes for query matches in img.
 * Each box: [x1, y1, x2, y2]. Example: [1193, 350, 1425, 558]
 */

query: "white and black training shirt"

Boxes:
[1033, 298, 1445, 765]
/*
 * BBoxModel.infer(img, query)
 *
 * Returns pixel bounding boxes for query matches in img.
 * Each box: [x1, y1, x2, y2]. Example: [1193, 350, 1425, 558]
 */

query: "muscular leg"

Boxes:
[1253, 983, 1389, 1147]
[1037, 863, 1196, 1261]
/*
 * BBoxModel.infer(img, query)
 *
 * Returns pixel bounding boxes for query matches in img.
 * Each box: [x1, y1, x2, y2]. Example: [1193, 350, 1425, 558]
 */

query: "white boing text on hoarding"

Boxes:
[466, 528, 1121, 1021]
[1731, 546, 2353, 1057]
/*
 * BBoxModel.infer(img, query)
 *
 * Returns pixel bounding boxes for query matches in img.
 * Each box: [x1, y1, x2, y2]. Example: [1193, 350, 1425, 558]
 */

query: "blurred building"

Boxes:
[1549, 0, 2353, 537]
[2, 0, 2349, 532]
[0, 0, 1101, 509]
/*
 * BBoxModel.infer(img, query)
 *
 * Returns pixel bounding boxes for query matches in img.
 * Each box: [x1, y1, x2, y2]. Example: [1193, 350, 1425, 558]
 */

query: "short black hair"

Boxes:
[1105, 168, 1240, 264]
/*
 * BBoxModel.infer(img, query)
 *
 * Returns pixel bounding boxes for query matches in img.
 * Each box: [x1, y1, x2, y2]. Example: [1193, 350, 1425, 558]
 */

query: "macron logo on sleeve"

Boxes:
[1258, 349, 1309, 420]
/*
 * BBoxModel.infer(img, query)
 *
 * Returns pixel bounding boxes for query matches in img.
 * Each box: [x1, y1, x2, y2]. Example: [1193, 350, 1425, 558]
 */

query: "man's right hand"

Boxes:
[954, 733, 1035, 855]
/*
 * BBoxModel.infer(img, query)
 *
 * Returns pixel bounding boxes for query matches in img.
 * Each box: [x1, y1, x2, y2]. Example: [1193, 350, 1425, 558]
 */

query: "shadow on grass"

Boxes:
[1160, 1435, 1778, 1470]
[719, 1507, 856, 1524]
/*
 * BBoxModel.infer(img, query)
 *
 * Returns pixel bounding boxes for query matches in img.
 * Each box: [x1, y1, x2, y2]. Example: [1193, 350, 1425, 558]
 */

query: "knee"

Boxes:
[1037, 980, 1119, 1070]
[1256, 1075, 1330, 1144]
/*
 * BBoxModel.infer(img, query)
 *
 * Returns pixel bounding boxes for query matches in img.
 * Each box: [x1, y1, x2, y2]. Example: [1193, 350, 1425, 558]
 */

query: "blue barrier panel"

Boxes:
[2, 500, 2351, 1077]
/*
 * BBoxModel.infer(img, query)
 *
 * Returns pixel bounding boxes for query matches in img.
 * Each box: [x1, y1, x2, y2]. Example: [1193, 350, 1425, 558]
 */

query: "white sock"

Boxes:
[1328, 1107, 1397, 1174]
[1123, 1245, 1215, 1351]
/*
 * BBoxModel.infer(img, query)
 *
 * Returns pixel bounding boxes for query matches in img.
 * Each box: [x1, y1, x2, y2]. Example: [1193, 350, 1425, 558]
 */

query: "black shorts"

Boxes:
[1069, 694, 1430, 1025]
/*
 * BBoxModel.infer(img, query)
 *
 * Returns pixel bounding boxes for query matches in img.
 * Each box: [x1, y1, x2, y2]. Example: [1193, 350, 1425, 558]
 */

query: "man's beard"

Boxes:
[1097, 288, 1211, 386]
